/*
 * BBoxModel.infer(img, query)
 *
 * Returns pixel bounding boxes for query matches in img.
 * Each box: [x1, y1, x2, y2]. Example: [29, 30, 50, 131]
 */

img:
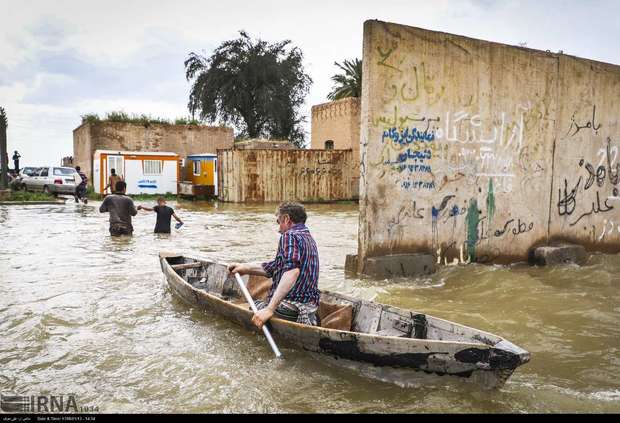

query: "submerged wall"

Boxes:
[218, 149, 356, 203]
[358, 20, 620, 271]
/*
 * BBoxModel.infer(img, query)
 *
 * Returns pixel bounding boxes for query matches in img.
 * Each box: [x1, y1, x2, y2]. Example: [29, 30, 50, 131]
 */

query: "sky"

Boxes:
[1, 0, 620, 165]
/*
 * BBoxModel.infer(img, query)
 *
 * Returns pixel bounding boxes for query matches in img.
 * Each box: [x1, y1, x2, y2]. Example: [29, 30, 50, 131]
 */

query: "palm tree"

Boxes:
[0, 107, 8, 190]
[327, 58, 362, 101]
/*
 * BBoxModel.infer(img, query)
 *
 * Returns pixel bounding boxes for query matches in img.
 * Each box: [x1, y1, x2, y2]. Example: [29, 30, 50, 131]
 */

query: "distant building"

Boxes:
[73, 121, 234, 185]
[311, 97, 360, 152]
[311, 97, 360, 197]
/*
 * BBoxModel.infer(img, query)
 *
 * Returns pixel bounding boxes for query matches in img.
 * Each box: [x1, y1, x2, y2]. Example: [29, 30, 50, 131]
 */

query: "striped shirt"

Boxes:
[262, 224, 320, 307]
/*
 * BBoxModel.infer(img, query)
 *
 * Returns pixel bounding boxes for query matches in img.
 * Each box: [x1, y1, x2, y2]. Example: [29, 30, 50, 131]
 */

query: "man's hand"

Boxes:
[228, 263, 249, 275]
[251, 307, 274, 330]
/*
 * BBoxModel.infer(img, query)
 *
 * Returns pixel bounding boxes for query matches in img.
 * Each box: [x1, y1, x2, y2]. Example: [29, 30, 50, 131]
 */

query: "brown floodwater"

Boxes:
[0, 200, 619, 413]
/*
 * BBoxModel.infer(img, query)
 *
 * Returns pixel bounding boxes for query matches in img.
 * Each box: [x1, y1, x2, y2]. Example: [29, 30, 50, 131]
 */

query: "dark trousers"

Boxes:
[110, 224, 133, 236]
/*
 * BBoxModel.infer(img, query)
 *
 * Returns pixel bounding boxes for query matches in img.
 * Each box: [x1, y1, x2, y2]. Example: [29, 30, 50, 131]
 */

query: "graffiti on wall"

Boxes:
[557, 136, 619, 238]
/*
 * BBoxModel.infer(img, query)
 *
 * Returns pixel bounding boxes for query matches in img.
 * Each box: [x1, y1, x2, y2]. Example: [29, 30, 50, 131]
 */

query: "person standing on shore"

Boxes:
[104, 169, 123, 194]
[12, 150, 20, 173]
[99, 181, 137, 236]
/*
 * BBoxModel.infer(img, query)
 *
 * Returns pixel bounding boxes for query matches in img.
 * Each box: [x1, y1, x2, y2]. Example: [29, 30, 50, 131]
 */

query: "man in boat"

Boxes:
[228, 202, 320, 329]
[99, 180, 137, 236]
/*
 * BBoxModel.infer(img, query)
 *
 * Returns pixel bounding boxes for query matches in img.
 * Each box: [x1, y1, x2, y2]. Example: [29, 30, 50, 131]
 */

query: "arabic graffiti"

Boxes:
[299, 167, 340, 176]
[569, 191, 614, 227]
[558, 177, 582, 217]
[382, 126, 436, 144]
[566, 105, 602, 137]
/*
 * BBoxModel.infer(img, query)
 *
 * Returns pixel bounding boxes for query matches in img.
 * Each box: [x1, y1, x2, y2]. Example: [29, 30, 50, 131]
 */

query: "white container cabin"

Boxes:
[93, 150, 180, 195]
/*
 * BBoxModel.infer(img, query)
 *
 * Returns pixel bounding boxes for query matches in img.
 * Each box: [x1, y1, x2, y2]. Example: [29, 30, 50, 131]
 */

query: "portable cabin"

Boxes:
[179, 153, 218, 197]
[93, 150, 179, 195]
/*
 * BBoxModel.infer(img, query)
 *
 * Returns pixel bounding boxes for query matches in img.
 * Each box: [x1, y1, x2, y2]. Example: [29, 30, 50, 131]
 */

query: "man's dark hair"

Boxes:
[111, 168, 116, 174]
[75, 166, 81, 172]
[277, 202, 307, 224]
[115, 180, 127, 193]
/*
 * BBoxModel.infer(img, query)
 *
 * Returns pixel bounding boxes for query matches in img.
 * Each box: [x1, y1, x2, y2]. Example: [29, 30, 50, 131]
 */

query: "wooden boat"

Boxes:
[159, 252, 531, 389]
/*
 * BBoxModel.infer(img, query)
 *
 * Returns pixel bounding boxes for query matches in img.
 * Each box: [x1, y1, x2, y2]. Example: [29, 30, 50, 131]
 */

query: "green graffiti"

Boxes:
[465, 198, 480, 262]
[486, 178, 496, 223]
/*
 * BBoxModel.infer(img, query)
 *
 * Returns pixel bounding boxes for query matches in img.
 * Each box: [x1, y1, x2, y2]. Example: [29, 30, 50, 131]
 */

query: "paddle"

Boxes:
[233, 272, 283, 358]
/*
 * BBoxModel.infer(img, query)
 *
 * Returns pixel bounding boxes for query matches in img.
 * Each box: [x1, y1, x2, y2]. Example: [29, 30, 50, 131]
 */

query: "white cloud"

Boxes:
[1, 0, 620, 165]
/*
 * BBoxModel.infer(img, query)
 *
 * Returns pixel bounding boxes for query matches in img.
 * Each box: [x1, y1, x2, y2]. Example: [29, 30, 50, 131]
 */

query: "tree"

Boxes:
[0, 107, 8, 190]
[185, 31, 312, 147]
[327, 58, 362, 101]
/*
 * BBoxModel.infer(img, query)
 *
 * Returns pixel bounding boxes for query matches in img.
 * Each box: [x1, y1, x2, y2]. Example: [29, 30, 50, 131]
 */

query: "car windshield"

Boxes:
[23, 168, 39, 176]
[53, 168, 76, 176]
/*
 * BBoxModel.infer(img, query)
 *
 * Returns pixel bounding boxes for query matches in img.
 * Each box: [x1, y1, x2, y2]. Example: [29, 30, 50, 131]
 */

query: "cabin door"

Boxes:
[107, 155, 124, 183]
[213, 158, 218, 196]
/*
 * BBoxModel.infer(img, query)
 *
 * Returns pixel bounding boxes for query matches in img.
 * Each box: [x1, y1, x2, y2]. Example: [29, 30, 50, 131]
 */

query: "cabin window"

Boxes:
[325, 140, 334, 150]
[143, 160, 163, 175]
[193, 160, 201, 176]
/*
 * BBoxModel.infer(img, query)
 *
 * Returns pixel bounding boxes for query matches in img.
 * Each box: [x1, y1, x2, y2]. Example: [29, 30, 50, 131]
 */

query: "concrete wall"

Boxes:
[311, 97, 361, 198]
[358, 20, 620, 271]
[549, 56, 620, 249]
[73, 122, 234, 184]
[218, 149, 356, 203]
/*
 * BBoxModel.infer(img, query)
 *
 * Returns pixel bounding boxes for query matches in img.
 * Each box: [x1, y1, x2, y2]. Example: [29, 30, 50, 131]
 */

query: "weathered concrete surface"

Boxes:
[312, 98, 361, 199]
[218, 149, 356, 203]
[357, 20, 620, 272]
[532, 244, 587, 266]
[361, 254, 435, 278]
[549, 56, 620, 252]
[73, 122, 234, 184]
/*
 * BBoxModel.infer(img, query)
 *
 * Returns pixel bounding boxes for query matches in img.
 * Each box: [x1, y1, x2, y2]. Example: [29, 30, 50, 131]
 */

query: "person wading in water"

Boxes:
[74, 166, 88, 204]
[137, 197, 184, 233]
[99, 181, 137, 236]
[228, 202, 321, 328]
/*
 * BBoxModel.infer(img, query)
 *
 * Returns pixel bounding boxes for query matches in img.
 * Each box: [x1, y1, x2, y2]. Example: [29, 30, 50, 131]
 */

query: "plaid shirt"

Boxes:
[262, 224, 320, 307]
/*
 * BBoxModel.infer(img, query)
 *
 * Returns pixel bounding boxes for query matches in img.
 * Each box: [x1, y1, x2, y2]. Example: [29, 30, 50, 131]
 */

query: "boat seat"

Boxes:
[318, 302, 353, 331]
[246, 275, 272, 301]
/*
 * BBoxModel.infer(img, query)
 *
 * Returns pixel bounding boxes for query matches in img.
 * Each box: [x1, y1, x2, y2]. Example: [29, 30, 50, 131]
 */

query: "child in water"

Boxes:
[137, 197, 184, 233]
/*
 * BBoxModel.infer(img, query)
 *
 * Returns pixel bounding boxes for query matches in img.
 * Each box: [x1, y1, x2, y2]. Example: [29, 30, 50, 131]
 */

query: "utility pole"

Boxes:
[0, 107, 8, 190]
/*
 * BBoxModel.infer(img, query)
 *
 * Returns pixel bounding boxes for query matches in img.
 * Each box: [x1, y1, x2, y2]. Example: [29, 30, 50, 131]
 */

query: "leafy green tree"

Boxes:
[185, 31, 312, 147]
[327, 58, 362, 101]
[0, 107, 8, 189]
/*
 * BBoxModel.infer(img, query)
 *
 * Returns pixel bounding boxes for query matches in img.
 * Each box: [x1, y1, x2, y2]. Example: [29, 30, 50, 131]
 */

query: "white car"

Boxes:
[14, 167, 41, 190]
[24, 166, 83, 195]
